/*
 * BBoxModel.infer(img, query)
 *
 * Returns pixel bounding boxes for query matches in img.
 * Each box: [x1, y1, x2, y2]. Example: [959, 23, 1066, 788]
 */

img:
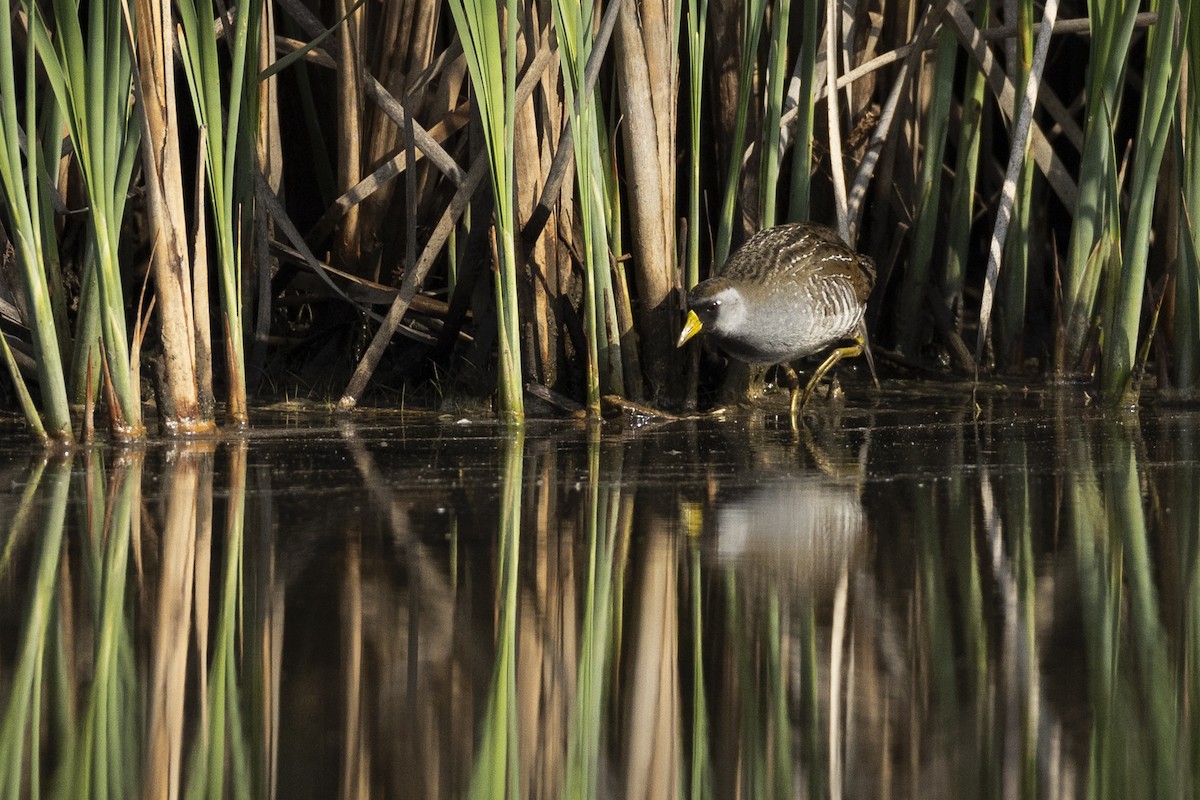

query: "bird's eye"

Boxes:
[707, 299, 721, 312]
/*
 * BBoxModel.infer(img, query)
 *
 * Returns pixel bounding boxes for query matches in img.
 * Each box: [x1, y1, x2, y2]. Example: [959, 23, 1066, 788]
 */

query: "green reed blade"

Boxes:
[0, 6, 72, 440]
[898, 27, 957, 354]
[759, 0, 790, 229]
[997, 0, 1037, 365]
[32, 0, 142, 434]
[1177, 195, 1200, 389]
[1060, 1, 1145, 370]
[595, 98, 626, 397]
[176, 0, 261, 424]
[1173, 6, 1200, 390]
[552, 0, 603, 412]
[714, 0, 766, 266]
[1102, 0, 1190, 404]
[786, 0, 819, 223]
[943, 0, 990, 331]
[446, 0, 523, 419]
[684, 0, 708, 288]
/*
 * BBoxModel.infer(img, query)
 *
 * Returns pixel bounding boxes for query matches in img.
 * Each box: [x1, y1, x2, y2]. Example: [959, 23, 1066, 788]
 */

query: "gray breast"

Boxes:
[720, 275, 864, 364]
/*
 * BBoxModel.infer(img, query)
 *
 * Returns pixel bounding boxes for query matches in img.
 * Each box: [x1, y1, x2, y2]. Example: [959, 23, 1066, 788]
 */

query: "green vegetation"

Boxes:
[1, 1, 1198, 437]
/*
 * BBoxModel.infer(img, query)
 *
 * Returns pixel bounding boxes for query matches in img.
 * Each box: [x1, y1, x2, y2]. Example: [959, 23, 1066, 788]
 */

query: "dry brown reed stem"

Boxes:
[359, 0, 440, 263]
[128, 0, 209, 432]
[848, 0, 945, 242]
[615, 0, 678, 404]
[191, 130, 215, 417]
[333, 0, 364, 271]
[273, 0, 466, 186]
[253, 170, 383, 316]
[338, 39, 557, 409]
[522, 0, 622, 246]
[301, 96, 469, 245]
[945, 0, 1077, 208]
[823, 17, 1086, 149]
[252, 5, 284, 385]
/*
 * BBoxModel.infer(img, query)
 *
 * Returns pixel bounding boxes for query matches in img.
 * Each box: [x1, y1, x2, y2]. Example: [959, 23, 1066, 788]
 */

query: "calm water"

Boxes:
[2, 387, 1199, 799]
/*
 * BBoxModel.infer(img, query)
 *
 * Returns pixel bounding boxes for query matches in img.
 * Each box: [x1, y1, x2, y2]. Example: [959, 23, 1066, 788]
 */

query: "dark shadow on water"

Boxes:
[2, 387, 1199, 798]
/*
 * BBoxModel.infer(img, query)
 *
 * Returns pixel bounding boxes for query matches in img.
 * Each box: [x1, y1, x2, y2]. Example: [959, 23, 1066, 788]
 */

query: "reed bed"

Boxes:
[0, 0, 1196, 436]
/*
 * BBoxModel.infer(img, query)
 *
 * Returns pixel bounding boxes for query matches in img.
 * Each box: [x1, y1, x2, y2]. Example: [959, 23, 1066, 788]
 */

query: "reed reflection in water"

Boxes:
[2, 398, 1200, 799]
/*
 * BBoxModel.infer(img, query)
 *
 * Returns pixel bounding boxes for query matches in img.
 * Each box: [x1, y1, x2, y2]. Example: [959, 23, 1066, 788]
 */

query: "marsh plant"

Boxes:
[0, 0, 1196, 438]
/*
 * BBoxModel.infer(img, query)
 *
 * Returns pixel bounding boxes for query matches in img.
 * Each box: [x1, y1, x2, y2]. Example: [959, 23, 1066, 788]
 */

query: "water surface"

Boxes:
[1, 388, 1197, 798]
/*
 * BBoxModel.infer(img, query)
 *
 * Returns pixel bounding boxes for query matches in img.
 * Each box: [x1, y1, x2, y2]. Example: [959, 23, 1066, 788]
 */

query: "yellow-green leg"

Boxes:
[781, 364, 802, 418]
[796, 338, 866, 412]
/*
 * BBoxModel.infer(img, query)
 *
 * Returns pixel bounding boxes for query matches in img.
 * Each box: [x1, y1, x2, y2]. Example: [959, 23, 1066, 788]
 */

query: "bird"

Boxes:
[676, 222, 877, 416]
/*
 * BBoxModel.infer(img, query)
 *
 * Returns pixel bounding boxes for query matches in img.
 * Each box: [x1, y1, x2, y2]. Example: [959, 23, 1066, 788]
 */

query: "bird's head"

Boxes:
[676, 279, 747, 347]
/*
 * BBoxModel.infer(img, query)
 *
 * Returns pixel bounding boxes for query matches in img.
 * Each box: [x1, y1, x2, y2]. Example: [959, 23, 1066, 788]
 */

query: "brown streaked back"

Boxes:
[719, 222, 875, 304]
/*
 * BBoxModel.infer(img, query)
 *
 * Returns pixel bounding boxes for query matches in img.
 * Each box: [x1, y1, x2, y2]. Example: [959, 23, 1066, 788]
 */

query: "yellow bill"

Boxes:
[676, 310, 704, 348]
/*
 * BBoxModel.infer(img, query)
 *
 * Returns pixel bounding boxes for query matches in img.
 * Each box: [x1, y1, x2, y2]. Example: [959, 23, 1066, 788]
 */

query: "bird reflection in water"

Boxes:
[685, 415, 870, 596]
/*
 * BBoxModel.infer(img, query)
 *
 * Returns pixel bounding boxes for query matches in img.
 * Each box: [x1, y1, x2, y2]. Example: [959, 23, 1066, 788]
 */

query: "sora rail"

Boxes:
[677, 222, 876, 415]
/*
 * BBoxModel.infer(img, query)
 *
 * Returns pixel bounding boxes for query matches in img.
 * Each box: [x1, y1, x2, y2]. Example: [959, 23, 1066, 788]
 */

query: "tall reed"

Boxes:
[897, 28, 957, 354]
[785, 0, 820, 223]
[131, 0, 212, 432]
[942, 0, 991, 335]
[1059, 3, 1144, 372]
[683, 0, 708, 290]
[1102, 0, 1189, 403]
[447, 0, 524, 420]
[33, 0, 144, 435]
[0, 8, 71, 441]
[758, 0, 790, 229]
[713, 0, 766, 266]
[176, 0, 263, 425]
[995, 0, 1037, 365]
[552, 0, 605, 412]
[1176, 9, 1200, 390]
